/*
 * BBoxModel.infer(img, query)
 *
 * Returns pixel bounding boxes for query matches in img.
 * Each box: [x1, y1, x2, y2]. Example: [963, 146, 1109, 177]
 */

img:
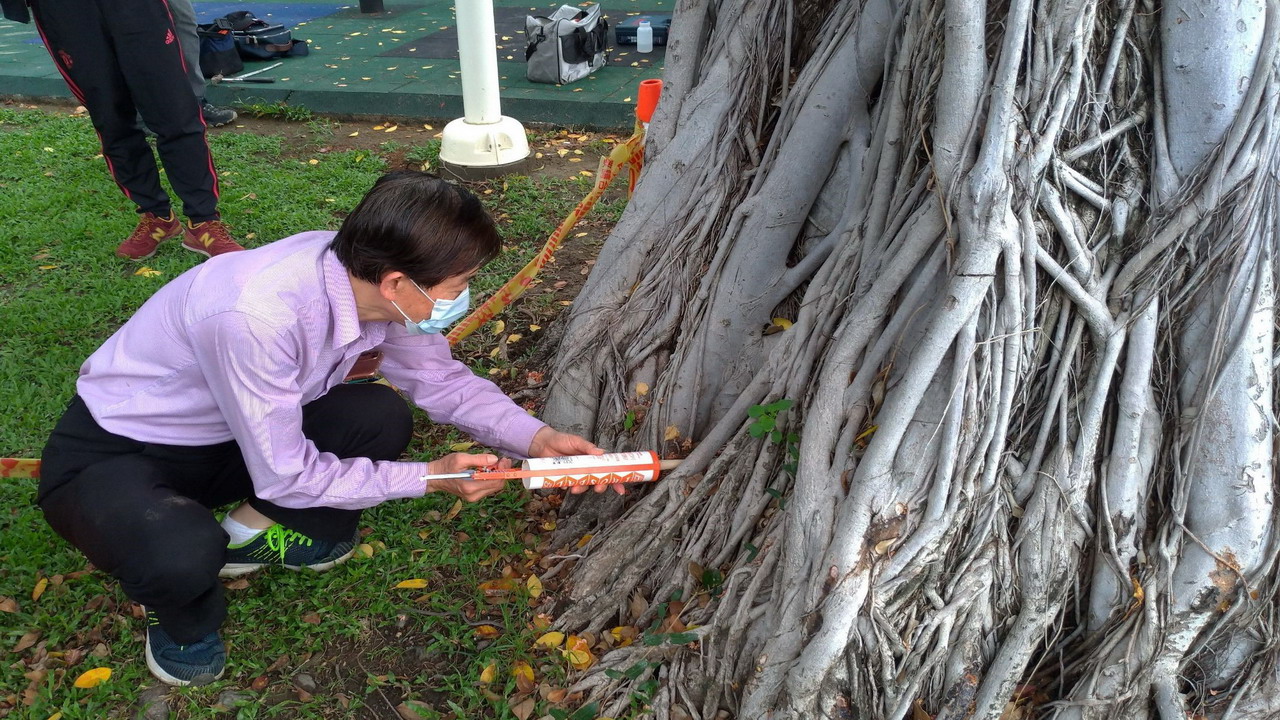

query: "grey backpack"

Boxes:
[525, 4, 609, 85]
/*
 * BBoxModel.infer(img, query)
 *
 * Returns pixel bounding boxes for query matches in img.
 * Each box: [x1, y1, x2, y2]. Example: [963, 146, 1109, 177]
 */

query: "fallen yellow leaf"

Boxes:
[72, 667, 111, 688]
[32, 577, 47, 602]
[47, 713, 63, 720]
[450, 441, 476, 452]
[491, 319, 506, 334]
[506, 333, 523, 344]
[527, 574, 543, 598]
[771, 317, 793, 329]
[610, 626, 638, 647]
[479, 662, 497, 683]
[395, 578, 429, 589]
[134, 266, 162, 278]
[357, 543, 375, 558]
[635, 382, 649, 396]
[562, 635, 594, 669]
[308, 158, 319, 165]
[535, 631, 565, 648]
[529, 325, 542, 332]
[348, 131, 359, 137]
[664, 425, 680, 442]
[444, 499, 463, 522]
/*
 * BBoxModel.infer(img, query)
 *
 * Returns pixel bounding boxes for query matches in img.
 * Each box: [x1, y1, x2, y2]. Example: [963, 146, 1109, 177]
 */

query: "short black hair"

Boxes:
[330, 171, 502, 288]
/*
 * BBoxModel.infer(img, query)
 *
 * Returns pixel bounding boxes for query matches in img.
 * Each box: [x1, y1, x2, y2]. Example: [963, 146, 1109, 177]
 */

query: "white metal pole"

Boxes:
[454, 0, 502, 124]
[439, 0, 530, 170]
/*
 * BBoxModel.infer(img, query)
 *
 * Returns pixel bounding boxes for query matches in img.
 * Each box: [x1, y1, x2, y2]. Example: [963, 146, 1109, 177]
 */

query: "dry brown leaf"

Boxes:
[13, 631, 39, 654]
[224, 578, 250, 590]
[0, 596, 18, 613]
[266, 654, 290, 673]
[542, 686, 568, 703]
[301, 612, 321, 624]
[628, 591, 648, 622]
[396, 700, 430, 720]
[251, 674, 270, 691]
[511, 695, 536, 720]
[512, 661, 536, 694]
[610, 626, 639, 647]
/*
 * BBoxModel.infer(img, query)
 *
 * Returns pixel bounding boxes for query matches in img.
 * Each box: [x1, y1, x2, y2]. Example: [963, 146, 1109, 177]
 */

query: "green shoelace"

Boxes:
[263, 524, 314, 561]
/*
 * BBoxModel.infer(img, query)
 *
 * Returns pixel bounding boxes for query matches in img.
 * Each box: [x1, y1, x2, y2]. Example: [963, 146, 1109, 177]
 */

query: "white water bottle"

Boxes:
[637, 19, 654, 53]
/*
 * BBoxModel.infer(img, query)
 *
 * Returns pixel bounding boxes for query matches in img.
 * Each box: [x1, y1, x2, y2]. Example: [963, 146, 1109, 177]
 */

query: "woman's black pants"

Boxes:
[38, 384, 413, 643]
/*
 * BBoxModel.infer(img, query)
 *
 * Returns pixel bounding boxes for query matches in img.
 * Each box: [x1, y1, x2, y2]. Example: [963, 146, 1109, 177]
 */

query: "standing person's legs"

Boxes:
[29, 0, 172, 219]
[163, 0, 237, 127]
[100, 0, 220, 224]
[165, 0, 206, 103]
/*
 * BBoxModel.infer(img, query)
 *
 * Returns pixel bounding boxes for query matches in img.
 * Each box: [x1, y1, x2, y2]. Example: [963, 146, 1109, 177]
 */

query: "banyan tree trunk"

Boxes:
[538, 0, 1280, 717]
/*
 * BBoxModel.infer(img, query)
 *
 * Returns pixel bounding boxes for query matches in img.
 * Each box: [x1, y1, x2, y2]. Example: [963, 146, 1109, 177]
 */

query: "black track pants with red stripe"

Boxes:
[30, 0, 220, 222]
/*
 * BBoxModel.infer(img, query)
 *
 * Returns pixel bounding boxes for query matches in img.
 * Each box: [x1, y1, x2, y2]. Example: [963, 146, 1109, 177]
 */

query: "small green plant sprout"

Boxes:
[747, 398, 795, 443]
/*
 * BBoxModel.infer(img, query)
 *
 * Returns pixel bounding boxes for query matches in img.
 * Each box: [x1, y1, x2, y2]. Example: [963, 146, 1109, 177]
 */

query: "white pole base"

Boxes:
[439, 116, 530, 168]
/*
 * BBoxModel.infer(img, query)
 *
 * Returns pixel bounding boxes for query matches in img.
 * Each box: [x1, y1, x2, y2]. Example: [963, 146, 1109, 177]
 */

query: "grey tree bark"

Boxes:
[538, 0, 1280, 717]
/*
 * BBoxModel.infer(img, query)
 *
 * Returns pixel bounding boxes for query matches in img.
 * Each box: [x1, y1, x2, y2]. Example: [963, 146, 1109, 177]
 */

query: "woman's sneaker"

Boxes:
[220, 524, 357, 578]
[143, 608, 225, 686]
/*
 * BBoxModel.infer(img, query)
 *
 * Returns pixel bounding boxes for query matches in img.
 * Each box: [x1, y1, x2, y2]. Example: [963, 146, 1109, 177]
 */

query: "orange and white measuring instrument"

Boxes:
[421, 450, 681, 489]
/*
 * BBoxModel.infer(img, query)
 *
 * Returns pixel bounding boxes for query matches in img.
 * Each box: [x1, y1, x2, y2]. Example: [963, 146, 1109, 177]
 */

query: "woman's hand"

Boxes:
[527, 426, 625, 495]
[528, 426, 602, 458]
[425, 453, 512, 502]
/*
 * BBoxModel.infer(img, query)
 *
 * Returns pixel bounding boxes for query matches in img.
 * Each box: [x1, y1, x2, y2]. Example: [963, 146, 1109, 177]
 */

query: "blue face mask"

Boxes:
[393, 280, 471, 335]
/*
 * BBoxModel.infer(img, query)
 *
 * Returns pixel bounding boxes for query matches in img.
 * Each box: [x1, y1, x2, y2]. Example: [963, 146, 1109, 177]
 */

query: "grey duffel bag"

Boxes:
[525, 4, 609, 85]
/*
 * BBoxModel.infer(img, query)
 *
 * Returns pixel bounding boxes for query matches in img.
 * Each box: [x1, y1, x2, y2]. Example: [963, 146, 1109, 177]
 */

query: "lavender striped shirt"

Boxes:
[76, 231, 546, 510]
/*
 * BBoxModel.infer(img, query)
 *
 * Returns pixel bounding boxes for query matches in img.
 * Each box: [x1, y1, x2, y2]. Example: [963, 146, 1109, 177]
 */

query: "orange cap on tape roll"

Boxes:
[636, 79, 664, 123]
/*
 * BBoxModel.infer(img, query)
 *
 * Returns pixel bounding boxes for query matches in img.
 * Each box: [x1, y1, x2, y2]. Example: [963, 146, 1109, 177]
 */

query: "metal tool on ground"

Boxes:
[422, 451, 681, 489]
[212, 62, 282, 84]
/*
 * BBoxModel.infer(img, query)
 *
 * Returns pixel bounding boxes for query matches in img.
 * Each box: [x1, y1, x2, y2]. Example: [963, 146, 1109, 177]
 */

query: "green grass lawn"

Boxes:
[0, 105, 623, 719]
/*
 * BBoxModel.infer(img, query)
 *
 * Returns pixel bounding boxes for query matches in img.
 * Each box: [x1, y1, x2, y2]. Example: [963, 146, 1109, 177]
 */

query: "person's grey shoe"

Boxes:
[201, 103, 237, 128]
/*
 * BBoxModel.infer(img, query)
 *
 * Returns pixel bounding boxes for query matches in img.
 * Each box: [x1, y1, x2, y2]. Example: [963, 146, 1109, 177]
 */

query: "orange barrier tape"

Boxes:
[447, 120, 647, 345]
[1, 458, 40, 479]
